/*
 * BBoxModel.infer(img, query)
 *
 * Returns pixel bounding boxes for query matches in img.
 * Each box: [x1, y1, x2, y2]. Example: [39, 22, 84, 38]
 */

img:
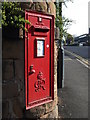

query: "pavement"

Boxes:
[58, 49, 88, 118]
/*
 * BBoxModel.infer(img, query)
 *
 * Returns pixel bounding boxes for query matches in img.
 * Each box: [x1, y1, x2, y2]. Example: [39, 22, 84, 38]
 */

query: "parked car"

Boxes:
[79, 42, 87, 46]
[79, 43, 83, 46]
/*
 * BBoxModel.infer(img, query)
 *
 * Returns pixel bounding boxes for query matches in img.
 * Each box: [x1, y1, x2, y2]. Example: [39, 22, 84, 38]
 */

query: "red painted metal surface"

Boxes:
[25, 10, 54, 109]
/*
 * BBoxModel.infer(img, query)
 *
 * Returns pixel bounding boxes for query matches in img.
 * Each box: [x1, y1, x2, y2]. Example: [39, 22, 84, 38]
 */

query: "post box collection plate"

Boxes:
[25, 10, 54, 109]
[36, 38, 45, 57]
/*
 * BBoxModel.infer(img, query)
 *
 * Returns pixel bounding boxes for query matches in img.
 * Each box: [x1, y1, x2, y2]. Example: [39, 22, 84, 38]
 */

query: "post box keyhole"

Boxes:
[29, 65, 35, 75]
[30, 65, 33, 71]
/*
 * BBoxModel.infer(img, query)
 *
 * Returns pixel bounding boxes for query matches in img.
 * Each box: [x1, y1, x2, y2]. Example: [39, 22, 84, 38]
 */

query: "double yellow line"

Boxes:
[64, 49, 90, 66]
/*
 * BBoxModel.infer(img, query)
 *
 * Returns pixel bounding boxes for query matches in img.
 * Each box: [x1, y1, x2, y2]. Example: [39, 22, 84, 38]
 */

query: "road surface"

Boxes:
[58, 46, 88, 118]
[64, 46, 90, 60]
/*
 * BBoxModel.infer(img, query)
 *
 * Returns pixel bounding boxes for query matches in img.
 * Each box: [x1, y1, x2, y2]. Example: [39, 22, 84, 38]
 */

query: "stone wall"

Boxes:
[2, 1, 58, 119]
[2, 38, 25, 118]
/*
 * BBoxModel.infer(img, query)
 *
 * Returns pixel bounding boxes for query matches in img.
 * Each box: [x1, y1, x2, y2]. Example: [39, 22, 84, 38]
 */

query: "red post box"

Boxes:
[25, 10, 54, 109]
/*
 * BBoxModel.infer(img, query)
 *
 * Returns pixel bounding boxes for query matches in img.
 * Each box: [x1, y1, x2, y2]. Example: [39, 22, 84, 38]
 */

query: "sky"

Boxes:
[62, 0, 90, 37]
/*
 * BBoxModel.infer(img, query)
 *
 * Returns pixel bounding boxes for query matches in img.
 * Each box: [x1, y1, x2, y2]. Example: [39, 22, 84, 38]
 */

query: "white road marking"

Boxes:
[64, 58, 72, 61]
[76, 59, 90, 69]
[65, 49, 90, 66]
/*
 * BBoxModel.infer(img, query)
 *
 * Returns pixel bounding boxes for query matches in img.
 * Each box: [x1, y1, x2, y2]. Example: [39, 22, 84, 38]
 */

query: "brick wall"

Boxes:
[2, 2, 58, 119]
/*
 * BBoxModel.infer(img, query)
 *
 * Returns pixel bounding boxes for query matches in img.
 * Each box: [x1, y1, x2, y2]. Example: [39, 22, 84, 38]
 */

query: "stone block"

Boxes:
[40, 113, 48, 118]
[54, 97, 58, 105]
[35, 105, 46, 117]
[25, 105, 46, 118]
[24, 109, 36, 119]
[14, 60, 24, 81]
[18, 90, 24, 108]
[55, 27, 60, 40]
[0, 99, 2, 119]
[20, 2, 33, 10]
[45, 101, 55, 113]
[37, 2, 47, 12]
[54, 83, 57, 90]
[2, 82, 18, 99]
[2, 60, 14, 81]
[12, 98, 23, 118]
[19, 28, 23, 39]
[0, 59, 2, 84]
[48, 2, 56, 18]
[14, 60, 24, 101]
[40, 105, 58, 118]
[47, 105, 58, 118]
[3, 38, 24, 59]
[30, 2, 47, 13]
[0, 46, 2, 59]
[0, 85, 2, 99]
[54, 90, 57, 98]
[2, 101, 9, 118]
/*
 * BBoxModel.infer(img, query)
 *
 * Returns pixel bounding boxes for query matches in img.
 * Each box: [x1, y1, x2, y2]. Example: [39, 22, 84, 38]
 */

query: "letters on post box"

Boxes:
[25, 10, 54, 109]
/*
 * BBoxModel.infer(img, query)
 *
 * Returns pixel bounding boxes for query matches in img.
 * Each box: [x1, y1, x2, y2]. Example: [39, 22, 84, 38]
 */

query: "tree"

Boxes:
[55, 1, 74, 88]
[66, 33, 74, 45]
[55, 0, 73, 47]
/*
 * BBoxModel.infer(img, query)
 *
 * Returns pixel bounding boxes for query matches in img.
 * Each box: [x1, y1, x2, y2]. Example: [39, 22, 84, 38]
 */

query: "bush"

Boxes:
[2, 2, 30, 31]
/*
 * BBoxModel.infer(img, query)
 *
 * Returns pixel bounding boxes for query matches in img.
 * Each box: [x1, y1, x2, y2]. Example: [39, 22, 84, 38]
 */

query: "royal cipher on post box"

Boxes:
[25, 10, 54, 109]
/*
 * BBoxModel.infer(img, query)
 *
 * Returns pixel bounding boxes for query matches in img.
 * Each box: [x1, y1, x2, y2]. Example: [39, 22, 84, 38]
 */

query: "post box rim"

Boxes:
[25, 9, 55, 19]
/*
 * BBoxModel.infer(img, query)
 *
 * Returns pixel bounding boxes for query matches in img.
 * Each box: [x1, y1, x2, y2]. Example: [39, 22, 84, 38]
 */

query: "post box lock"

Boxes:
[29, 65, 35, 75]
[30, 65, 33, 70]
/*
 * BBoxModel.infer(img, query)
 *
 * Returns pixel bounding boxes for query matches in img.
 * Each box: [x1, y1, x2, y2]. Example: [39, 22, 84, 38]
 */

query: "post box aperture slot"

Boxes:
[33, 26, 50, 32]
[35, 38, 45, 58]
[32, 26, 49, 36]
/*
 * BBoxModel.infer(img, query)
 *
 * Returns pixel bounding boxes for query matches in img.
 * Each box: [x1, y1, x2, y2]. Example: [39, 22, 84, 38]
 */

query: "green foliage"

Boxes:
[1, 2, 30, 31]
[55, 0, 73, 44]
[66, 33, 74, 45]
